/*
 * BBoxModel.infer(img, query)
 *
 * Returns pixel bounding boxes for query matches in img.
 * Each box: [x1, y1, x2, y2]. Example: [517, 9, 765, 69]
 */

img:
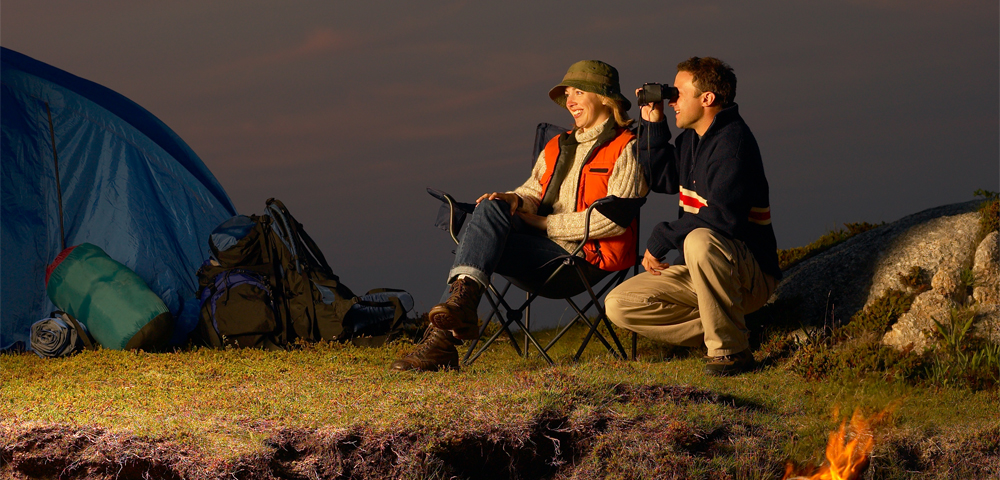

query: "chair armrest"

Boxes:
[571, 196, 647, 257]
[428, 188, 475, 245]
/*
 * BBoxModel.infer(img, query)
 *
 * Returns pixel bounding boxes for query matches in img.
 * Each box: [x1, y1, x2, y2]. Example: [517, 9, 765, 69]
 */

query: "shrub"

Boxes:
[838, 289, 916, 340]
[777, 222, 882, 271]
[786, 288, 1000, 390]
[974, 189, 998, 234]
[926, 307, 1000, 390]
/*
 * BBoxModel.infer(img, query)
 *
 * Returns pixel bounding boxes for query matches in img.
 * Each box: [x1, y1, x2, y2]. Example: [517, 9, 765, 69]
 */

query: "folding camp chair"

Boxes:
[428, 123, 644, 366]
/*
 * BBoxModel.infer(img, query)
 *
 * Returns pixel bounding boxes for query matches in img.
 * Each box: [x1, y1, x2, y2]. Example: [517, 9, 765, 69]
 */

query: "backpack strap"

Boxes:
[252, 214, 291, 346]
[267, 198, 346, 342]
[266, 198, 335, 277]
[56, 311, 97, 351]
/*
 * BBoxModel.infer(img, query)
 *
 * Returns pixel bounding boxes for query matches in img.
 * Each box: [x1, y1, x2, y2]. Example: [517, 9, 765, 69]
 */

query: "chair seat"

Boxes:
[503, 257, 611, 299]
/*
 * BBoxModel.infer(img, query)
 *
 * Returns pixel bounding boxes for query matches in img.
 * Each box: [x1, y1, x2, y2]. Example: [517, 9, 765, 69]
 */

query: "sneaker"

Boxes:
[389, 326, 461, 372]
[429, 277, 483, 340]
[704, 349, 756, 376]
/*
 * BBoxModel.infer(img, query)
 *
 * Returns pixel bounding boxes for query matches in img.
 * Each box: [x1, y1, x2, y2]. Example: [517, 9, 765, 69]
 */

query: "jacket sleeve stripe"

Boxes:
[748, 206, 771, 225]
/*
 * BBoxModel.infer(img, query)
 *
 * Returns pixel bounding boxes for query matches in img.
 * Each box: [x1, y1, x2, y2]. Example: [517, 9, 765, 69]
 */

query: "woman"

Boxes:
[392, 60, 647, 371]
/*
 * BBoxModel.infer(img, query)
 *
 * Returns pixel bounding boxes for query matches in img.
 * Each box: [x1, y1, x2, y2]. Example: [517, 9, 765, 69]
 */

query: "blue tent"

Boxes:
[1, 47, 238, 349]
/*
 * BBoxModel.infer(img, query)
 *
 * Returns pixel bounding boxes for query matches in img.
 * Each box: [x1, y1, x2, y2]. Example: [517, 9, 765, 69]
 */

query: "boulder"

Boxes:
[863, 204, 980, 307]
[882, 292, 958, 354]
[881, 227, 1000, 353]
[770, 200, 982, 326]
[974, 304, 1000, 344]
[972, 231, 999, 306]
[930, 259, 967, 302]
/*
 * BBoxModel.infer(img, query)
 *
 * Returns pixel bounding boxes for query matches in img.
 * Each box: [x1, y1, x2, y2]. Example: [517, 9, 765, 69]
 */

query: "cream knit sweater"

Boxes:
[511, 121, 648, 255]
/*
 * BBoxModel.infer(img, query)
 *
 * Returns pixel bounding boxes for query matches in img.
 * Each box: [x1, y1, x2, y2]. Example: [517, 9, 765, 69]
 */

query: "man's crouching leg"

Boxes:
[683, 228, 775, 376]
[606, 268, 707, 350]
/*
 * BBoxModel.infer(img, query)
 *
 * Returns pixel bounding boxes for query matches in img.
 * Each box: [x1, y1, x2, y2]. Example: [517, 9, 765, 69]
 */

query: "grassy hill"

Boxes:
[2, 195, 997, 479]
[3, 334, 998, 479]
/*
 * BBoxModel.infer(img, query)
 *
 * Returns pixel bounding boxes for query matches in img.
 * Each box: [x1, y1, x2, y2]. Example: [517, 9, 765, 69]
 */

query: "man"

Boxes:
[391, 60, 647, 372]
[605, 57, 781, 376]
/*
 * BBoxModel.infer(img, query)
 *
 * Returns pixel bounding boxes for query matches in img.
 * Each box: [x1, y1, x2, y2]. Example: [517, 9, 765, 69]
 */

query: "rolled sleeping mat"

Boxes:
[30, 315, 80, 358]
[45, 243, 174, 351]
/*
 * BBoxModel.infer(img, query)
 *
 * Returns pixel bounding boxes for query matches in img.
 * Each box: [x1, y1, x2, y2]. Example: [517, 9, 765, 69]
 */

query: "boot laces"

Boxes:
[451, 278, 481, 304]
[407, 328, 444, 357]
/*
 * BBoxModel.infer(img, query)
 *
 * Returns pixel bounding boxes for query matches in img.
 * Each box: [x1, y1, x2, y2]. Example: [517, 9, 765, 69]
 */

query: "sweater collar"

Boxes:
[573, 117, 615, 143]
[702, 103, 741, 138]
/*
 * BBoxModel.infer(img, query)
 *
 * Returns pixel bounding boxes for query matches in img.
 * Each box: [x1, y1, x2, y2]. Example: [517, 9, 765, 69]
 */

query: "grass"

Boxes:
[3, 326, 999, 479]
[3, 197, 999, 479]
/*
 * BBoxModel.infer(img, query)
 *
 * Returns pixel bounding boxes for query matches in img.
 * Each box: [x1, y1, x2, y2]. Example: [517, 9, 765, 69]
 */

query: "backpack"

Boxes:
[193, 198, 410, 349]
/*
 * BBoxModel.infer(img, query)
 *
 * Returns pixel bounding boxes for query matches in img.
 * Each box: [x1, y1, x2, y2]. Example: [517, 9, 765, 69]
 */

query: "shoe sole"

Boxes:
[429, 306, 478, 338]
[390, 360, 460, 372]
[704, 362, 754, 376]
[451, 324, 479, 341]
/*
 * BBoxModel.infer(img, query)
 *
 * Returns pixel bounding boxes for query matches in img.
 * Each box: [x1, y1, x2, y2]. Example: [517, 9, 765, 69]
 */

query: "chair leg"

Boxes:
[631, 331, 637, 360]
[461, 283, 522, 365]
[524, 291, 530, 358]
[462, 281, 554, 366]
[568, 266, 628, 361]
[466, 308, 554, 365]
[565, 297, 618, 354]
[574, 313, 628, 361]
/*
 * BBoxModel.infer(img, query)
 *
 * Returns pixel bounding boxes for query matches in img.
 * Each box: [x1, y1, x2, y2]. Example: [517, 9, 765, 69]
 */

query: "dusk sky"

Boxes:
[3, 1, 998, 324]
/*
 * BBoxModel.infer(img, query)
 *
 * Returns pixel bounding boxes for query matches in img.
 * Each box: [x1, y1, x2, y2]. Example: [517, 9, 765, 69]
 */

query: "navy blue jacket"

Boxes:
[637, 103, 782, 279]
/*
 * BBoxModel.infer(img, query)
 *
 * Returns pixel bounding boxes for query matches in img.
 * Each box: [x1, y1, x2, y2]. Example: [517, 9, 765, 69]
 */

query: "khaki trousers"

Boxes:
[606, 228, 776, 356]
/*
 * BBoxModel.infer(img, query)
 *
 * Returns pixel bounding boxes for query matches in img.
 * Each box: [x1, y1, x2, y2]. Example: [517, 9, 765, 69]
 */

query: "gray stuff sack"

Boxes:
[30, 313, 83, 358]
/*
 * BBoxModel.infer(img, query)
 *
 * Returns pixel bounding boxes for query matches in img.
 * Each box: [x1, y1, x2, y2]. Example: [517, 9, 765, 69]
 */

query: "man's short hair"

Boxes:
[677, 57, 736, 107]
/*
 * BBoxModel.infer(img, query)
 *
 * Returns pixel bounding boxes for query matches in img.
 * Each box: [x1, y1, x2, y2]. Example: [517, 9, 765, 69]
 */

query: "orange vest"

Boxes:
[539, 128, 637, 271]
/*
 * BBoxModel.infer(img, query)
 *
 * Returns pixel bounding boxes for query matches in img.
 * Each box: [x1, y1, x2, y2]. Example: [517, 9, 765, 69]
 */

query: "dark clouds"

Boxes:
[3, 1, 997, 320]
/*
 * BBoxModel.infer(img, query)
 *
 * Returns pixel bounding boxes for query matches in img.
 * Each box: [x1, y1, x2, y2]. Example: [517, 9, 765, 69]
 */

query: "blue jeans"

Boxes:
[440, 198, 575, 302]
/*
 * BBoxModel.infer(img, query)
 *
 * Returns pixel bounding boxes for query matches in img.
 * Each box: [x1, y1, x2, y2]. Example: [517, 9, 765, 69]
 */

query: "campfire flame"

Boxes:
[783, 407, 892, 480]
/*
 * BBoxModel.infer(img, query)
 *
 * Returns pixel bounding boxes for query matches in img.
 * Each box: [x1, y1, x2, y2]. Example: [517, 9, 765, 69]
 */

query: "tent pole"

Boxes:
[44, 103, 67, 251]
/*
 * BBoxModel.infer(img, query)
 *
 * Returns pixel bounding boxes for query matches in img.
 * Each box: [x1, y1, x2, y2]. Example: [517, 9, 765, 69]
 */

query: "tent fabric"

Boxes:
[1, 47, 238, 349]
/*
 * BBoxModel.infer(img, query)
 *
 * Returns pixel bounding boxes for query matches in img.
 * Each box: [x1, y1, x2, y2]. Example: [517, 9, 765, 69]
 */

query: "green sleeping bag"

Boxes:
[45, 243, 174, 351]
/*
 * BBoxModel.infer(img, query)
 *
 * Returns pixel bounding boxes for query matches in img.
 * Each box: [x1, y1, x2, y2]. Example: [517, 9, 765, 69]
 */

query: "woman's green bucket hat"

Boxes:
[548, 60, 631, 112]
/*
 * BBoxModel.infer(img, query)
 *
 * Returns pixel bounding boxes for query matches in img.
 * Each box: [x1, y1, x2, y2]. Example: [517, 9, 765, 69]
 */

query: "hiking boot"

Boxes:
[389, 326, 461, 372]
[429, 277, 483, 340]
[704, 349, 756, 376]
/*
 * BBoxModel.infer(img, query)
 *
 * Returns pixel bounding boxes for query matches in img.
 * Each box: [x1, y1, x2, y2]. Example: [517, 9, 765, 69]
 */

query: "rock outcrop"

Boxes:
[881, 292, 959, 354]
[769, 198, 998, 354]
[882, 230, 999, 353]
[968, 231, 1000, 347]
[770, 200, 983, 327]
[972, 231, 999, 305]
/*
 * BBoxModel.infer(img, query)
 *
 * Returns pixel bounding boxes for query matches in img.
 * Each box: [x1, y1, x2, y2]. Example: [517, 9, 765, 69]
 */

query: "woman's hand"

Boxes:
[516, 211, 548, 231]
[476, 192, 522, 215]
[641, 249, 670, 275]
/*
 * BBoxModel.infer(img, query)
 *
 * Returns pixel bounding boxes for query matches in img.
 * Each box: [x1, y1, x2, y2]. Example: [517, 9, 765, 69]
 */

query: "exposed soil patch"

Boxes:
[611, 383, 765, 411]
[1, 424, 191, 480]
[3, 388, 997, 479]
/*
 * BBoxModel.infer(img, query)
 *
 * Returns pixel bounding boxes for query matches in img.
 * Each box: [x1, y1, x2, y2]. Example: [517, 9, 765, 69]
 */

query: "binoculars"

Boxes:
[637, 83, 679, 104]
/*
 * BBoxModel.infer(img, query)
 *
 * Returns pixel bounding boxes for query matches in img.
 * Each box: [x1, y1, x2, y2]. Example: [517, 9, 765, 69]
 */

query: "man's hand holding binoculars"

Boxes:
[635, 83, 676, 123]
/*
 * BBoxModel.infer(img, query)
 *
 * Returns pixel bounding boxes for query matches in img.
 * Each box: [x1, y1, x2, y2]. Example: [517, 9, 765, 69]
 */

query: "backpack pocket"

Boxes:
[209, 215, 269, 267]
[197, 269, 279, 349]
[310, 276, 358, 341]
